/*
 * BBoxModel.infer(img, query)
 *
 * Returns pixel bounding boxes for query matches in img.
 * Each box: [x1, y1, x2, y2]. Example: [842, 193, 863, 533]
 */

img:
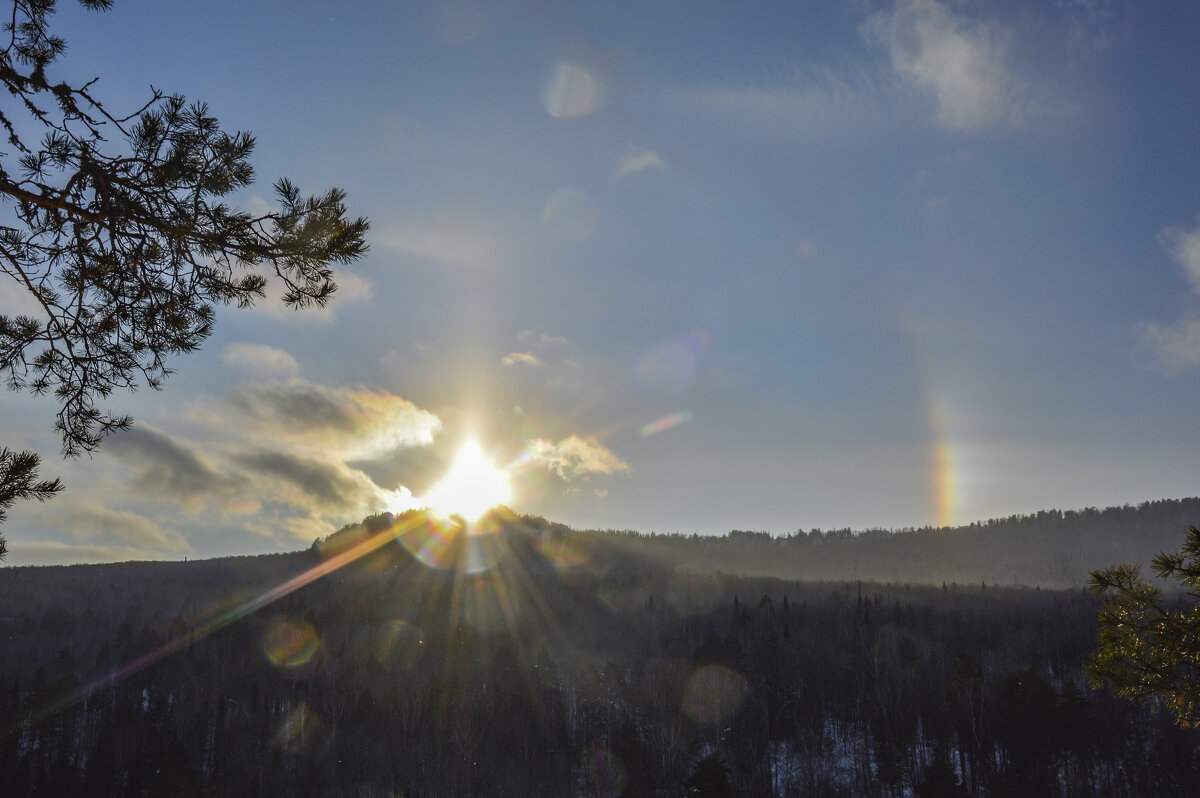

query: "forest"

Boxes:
[2, 501, 1199, 796]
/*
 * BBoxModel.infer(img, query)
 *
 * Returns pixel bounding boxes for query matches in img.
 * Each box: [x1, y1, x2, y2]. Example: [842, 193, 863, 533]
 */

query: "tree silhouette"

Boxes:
[1088, 525, 1200, 726]
[0, 0, 368, 542]
[0, 446, 61, 557]
[683, 754, 732, 798]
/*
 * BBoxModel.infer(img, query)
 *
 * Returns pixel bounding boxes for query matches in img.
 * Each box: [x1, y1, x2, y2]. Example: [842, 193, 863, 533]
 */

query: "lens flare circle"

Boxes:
[424, 442, 511, 521]
[263, 620, 320, 668]
[682, 664, 748, 725]
[543, 61, 602, 118]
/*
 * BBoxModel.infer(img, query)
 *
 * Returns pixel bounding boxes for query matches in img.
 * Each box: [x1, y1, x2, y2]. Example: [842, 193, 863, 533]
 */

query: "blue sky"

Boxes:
[5, 0, 1200, 564]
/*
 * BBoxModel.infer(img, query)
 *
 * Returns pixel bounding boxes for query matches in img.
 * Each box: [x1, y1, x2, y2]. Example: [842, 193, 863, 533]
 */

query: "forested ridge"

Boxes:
[590, 497, 1200, 590]
[2, 500, 1199, 795]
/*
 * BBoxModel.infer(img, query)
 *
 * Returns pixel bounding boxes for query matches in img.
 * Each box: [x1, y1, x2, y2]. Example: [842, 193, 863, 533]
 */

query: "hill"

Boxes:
[2, 501, 1198, 795]
[583, 497, 1200, 589]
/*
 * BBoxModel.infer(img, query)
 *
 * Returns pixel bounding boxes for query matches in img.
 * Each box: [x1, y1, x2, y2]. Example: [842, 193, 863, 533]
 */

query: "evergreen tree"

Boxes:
[0, 446, 61, 556]
[1088, 525, 1200, 726]
[0, 0, 368, 542]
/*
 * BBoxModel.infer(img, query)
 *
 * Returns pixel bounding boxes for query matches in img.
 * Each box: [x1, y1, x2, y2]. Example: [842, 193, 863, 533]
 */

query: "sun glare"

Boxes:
[424, 442, 511, 522]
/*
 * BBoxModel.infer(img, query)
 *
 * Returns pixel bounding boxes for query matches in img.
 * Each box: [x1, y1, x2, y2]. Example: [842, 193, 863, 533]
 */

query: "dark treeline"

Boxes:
[587, 497, 1200, 589]
[1, 507, 1198, 796]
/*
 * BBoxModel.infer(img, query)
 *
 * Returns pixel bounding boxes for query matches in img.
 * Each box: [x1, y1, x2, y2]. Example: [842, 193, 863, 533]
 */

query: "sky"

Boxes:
[4, 0, 1200, 565]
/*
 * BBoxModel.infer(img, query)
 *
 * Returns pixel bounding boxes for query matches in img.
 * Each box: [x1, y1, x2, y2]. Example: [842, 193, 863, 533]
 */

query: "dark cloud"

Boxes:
[229, 383, 359, 435]
[105, 424, 239, 499]
[234, 449, 380, 513]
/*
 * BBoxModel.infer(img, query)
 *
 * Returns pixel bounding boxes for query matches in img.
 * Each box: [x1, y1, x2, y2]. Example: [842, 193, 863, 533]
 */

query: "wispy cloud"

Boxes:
[1137, 316, 1200, 373]
[614, 145, 666, 180]
[1138, 219, 1200, 371]
[56, 501, 190, 552]
[1060, 0, 1130, 52]
[528, 435, 629, 480]
[682, 64, 887, 135]
[862, 0, 1020, 131]
[1159, 222, 1200, 295]
[221, 342, 301, 378]
[517, 330, 568, 348]
[501, 352, 545, 368]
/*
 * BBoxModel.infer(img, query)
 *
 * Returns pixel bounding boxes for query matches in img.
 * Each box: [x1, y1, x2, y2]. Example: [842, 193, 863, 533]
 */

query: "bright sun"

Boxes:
[424, 442, 511, 521]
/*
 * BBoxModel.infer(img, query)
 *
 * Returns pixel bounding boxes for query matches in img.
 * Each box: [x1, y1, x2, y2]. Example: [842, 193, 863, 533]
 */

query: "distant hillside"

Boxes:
[581, 497, 1200, 589]
[312, 497, 1200, 590]
[3, 502, 1199, 795]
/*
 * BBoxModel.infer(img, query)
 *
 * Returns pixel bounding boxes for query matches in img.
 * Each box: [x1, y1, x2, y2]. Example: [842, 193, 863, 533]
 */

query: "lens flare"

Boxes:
[543, 61, 603, 118]
[682, 664, 748, 725]
[273, 703, 324, 753]
[263, 620, 320, 668]
[635, 331, 710, 396]
[640, 410, 694, 438]
[397, 514, 461, 569]
[424, 442, 511, 521]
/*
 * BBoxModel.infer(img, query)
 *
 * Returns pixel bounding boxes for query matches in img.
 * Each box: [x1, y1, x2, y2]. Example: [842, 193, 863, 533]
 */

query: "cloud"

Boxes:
[56, 501, 190, 552]
[614, 145, 666, 180]
[234, 449, 387, 515]
[0, 275, 43, 317]
[862, 0, 1019, 131]
[278, 514, 338, 543]
[682, 64, 888, 135]
[221, 342, 301, 377]
[78, 378, 436, 546]
[1137, 219, 1200, 371]
[225, 380, 441, 459]
[528, 435, 629, 480]
[795, 240, 818, 260]
[501, 352, 545, 368]
[104, 424, 242, 503]
[1137, 316, 1200, 373]
[1060, 0, 1129, 52]
[517, 330, 568, 348]
[1159, 221, 1200, 296]
[3, 540, 177, 566]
